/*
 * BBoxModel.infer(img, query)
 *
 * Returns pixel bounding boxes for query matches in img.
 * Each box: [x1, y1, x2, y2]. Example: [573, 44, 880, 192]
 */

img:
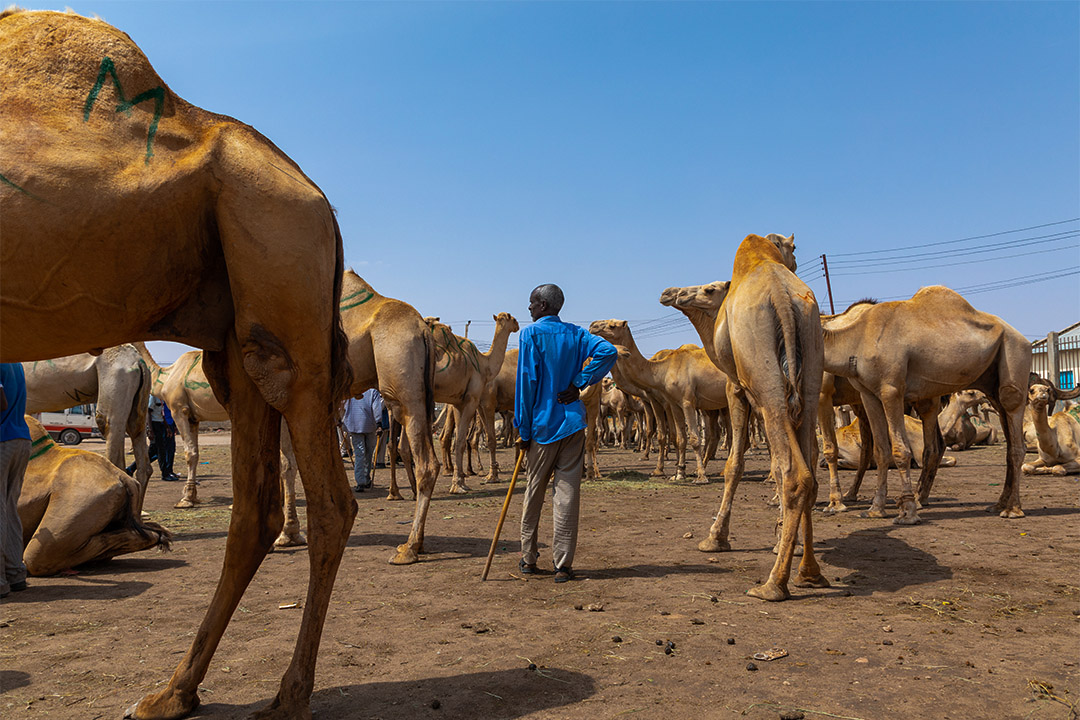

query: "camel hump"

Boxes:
[731, 235, 786, 280]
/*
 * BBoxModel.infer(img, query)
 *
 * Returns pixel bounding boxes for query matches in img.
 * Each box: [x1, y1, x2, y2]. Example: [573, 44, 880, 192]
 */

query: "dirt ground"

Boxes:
[2, 434, 1078, 720]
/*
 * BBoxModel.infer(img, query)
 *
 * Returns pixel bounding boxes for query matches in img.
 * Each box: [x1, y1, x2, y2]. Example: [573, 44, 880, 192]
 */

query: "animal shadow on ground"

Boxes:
[349, 532, 491, 560]
[0, 670, 31, 694]
[192, 668, 596, 719]
[5, 577, 156, 603]
[820, 525, 952, 596]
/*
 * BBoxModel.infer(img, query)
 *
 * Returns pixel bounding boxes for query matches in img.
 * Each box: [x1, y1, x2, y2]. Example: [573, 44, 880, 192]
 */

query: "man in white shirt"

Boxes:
[342, 389, 385, 492]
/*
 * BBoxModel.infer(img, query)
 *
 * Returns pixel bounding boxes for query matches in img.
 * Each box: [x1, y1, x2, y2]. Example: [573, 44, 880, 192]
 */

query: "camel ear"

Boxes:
[492, 314, 497, 322]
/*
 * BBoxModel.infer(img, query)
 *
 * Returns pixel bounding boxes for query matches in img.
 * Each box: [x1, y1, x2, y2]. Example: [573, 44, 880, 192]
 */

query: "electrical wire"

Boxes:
[828, 218, 1078, 258]
[826, 229, 1079, 267]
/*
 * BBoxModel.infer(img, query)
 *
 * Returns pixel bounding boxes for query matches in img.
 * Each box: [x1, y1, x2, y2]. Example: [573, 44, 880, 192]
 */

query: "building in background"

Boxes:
[1032, 321, 1080, 391]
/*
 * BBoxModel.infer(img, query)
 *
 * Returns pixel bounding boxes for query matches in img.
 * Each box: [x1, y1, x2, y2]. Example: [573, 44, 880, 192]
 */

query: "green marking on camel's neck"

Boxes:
[183, 353, 210, 391]
[83, 56, 166, 164]
[29, 433, 56, 461]
[340, 286, 375, 311]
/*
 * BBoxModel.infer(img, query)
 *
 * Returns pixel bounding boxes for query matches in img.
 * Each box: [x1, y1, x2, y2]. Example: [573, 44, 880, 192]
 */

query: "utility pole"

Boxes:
[821, 253, 836, 314]
[464, 320, 471, 339]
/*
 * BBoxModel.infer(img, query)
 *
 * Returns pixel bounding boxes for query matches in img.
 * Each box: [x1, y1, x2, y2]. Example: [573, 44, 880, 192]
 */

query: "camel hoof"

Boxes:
[449, 483, 469, 495]
[747, 581, 790, 602]
[697, 537, 730, 553]
[249, 697, 313, 720]
[999, 507, 1025, 519]
[892, 511, 920, 526]
[823, 502, 848, 514]
[862, 505, 888, 519]
[273, 532, 306, 548]
[173, 498, 197, 509]
[841, 492, 859, 503]
[794, 573, 830, 589]
[389, 544, 419, 565]
[125, 688, 199, 720]
[385, 492, 404, 501]
[691, 478, 710, 485]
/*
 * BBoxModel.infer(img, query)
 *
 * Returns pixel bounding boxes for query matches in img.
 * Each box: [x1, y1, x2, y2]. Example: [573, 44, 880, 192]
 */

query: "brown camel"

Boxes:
[829, 415, 957, 472]
[20, 417, 172, 575]
[660, 233, 828, 602]
[427, 315, 518, 493]
[1022, 383, 1080, 475]
[589, 321, 728, 483]
[133, 343, 228, 509]
[23, 345, 153, 512]
[821, 288, 1030, 523]
[0, 10, 353, 719]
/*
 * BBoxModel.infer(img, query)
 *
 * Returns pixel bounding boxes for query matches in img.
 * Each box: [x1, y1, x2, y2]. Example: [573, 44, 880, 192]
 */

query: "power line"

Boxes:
[827, 229, 1079, 267]
[835, 265, 1079, 305]
[828, 218, 1079, 258]
[830, 241, 1079, 276]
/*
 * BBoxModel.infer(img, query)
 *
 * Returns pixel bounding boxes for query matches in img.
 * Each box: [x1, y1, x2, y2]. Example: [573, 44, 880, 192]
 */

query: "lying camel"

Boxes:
[941, 390, 995, 450]
[829, 416, 957, 471]
[1022, 383, 1080, 475]
[133, 343, 228, 509]
[663, 234, 827, 601]
[0, 10, 353, 718]
[23, 345, 153, 512]
[21, 417, 171, 576]
[821, 288, 1030, 523]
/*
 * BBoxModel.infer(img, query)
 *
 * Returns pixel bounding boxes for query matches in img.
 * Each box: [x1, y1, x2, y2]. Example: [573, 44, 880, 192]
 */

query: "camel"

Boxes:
[1022, 383, 1080, 475]
[660, 233, 828, 602]
[820, 287, 1030, 524]
[23, 344, 153, 512]
[829, 415, 957, 471]
[941, 390, 996, 450]
[589, 322, 728, 483]
[427, 315, 518, 493]
[0, 10, 354, 719]
[20, 417, 172, 575]
[133, 343, 229, 509]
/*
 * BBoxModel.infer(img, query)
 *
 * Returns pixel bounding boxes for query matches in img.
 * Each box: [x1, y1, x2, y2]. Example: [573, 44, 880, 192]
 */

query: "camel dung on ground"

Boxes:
[23, 344, 153, 513]
[20, 417, 172, 576]
[1022, 383, 1080, 476]
[0, 10, 353, 719]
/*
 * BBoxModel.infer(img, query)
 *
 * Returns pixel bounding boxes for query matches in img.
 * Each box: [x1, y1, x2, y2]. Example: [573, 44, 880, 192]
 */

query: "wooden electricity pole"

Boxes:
[821, 253, 836, 314]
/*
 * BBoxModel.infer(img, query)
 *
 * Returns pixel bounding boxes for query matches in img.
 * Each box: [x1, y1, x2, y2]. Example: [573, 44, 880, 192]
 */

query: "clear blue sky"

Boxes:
[50, 1, 1079, 362]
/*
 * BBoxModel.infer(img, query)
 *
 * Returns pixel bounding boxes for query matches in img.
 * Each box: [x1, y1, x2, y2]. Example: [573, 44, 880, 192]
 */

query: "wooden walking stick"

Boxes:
[481, 449, 526, 581]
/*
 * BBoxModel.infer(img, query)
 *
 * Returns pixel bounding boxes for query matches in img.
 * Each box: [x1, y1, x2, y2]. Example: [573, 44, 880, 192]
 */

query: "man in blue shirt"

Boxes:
[1, 363, 31, 598]
[515, 284, 617, 583]
[342, 388, 385, 492]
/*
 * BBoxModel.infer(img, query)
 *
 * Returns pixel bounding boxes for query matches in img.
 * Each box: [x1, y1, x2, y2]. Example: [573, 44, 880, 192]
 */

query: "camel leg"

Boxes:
[651, 400, 669, 476]
[858, 393, 894, 518]
[172, 413, 201, 509]
[913, 398, 944, 509]
[449, 403, 477, 494]
[275, 423, 306, 547]
[481, 404, 501, 483]
[386, 419, 405, 500]
[683, 402, 709, 484]
[699, 387, 750, 553]
[128, 343, 286, 720]
[126, 404, 152, 516]
[819, 398, 846, 514]
[988, 390, 1026, 518]
[439, 412, 455, 479]
[878, 387, 919, 525]
[390, 407, 442, 564]
[842, 404, 873, 502]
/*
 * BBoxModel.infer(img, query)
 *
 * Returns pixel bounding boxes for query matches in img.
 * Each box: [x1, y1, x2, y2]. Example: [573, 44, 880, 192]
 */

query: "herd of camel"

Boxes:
[3, 9, 1079, 720]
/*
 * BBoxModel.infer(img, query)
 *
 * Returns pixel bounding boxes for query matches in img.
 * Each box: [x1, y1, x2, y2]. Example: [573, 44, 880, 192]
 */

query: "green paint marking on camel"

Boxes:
[30, 434, 56, 460]
[183, 353, 210, 391]
[0, 173, 49, 203]
[83, 56, 166, 164]
[340, 288, 375, 311]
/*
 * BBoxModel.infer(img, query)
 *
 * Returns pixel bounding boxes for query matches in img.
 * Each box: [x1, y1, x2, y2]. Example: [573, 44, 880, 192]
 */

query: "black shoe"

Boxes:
[519, 559, 538, 575]
[10, 580, 28, 592]
[355, 485, 365, 492]
[554, 567, 574, 584]
[163, 474, 180, 482]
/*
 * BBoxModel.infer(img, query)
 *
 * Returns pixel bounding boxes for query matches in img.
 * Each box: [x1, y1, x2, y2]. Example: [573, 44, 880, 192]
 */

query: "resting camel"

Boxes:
[428, 315, 518, 493]
[20, 417, 172, 575]
[589, 321, 728, 483]
[661, 233, 827, 602]
[830, 415, 957, 471]
[23, 344, 153, 512]
[134, 343, 228, 509]
[0, 10, 353, 719]
[941, 390, 995, 450]
[821, 289, 1029, 523]
[1022, 383, 1080, 475]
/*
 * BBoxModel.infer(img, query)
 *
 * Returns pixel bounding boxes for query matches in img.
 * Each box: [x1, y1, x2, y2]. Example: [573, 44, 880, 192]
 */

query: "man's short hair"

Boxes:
[531, 284, 565, 314]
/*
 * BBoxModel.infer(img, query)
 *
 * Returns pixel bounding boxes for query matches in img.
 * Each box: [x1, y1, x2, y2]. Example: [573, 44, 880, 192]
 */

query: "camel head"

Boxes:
[764, 233, 797, 272]
[589, 319, 631, 346]
[1028, 383, 1052, 413]
[658, 282, 731, 316]
[493, 312, 520, 334]
[602, 376, 615, 390]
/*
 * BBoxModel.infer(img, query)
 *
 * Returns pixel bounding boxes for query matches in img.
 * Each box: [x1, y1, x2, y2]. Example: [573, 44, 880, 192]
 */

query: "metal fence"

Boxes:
[1031, 333, 1080, 390]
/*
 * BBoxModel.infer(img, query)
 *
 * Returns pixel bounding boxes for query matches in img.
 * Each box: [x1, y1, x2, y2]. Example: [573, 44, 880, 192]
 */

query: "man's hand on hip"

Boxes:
[557, 383, 580, 404]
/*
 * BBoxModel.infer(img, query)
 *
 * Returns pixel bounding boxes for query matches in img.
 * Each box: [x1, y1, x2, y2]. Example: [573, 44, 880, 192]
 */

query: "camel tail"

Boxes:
[772, 286, 804, 427]
[423, 331, 436, 427]
[329, 212, 354, 404]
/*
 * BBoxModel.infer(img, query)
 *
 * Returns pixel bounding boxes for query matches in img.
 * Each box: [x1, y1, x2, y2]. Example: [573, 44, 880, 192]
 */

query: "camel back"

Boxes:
[730, 235, 787, 284]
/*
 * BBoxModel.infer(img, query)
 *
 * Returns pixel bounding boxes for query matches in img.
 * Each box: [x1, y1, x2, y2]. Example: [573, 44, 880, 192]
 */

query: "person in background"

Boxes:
[514, 284, 617, 583]
[375, 405, 391, 468]
[1, 363, 31, 598]
[342, 388, 385, 492]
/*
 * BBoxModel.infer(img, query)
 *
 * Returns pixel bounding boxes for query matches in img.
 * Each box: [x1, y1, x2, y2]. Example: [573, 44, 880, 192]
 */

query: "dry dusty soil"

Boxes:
[2, 434, 1078, 720]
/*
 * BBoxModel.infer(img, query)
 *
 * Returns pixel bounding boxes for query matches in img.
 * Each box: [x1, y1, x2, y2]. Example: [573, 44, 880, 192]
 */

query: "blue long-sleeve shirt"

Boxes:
[514, 316, 618, 445]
